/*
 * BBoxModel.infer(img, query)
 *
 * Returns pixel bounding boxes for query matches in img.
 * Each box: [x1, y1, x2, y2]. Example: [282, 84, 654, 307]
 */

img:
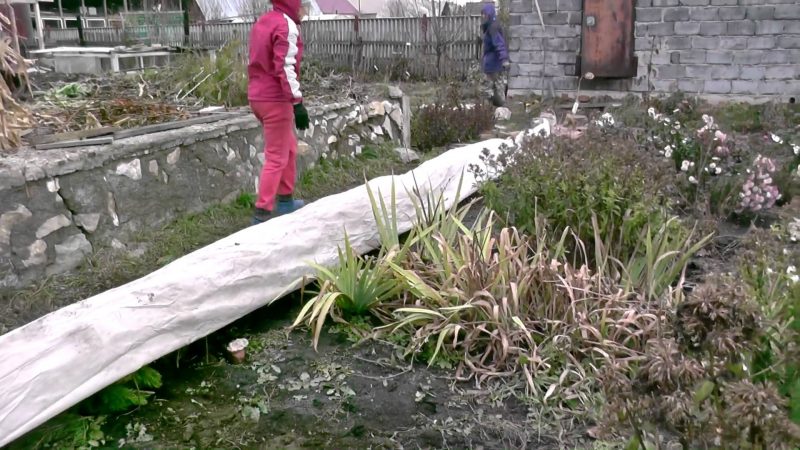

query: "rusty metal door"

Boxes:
[580, 0, 637, 78]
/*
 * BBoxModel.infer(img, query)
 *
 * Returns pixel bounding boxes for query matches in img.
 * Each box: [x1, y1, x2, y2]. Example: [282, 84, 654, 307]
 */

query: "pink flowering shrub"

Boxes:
[737, 155, 781, 213]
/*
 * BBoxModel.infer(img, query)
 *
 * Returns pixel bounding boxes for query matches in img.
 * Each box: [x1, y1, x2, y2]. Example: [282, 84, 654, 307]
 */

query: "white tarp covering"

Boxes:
[0, 136, 515, 446]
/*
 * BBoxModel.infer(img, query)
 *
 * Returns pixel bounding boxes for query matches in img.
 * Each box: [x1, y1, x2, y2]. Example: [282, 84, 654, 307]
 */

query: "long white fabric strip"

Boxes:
[0, 135, 519, 446]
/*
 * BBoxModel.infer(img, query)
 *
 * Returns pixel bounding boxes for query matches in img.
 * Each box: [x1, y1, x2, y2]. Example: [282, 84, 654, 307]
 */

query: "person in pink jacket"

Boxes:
[248, 0, 311, 224]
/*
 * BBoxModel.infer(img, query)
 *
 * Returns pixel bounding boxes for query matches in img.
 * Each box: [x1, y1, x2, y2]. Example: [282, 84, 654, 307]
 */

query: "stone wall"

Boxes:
[508, 0, 800, 100]
[0, 98, 407, 290]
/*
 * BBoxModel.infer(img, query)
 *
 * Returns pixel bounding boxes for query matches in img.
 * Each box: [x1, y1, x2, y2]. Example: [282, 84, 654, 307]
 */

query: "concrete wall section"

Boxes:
[508, 0, 800, 100]
[0, 99, 406, 290]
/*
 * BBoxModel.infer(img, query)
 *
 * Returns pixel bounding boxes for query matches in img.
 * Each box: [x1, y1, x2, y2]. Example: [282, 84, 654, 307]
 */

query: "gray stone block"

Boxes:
[719, 36, 748, 50]
[710, 0, 736, 5]
[520, 38, 543, 51]
[685, 64, 712, 78]
[657, 64, 687, 78]
[710, 65, 740, 79]
[542, 12, 569, 25]
[778, 36, 800, 49]
[718, 6, 746, 20]
[689, 7, 719, 20]
[740, 67, 767, 80]
[765, 66, 798, 80]
[679, 0, 709, 5]
[774, 4, 800, 20]
[761, 50, 800, 64]
[687, 36, 719, 50]
[543, 64, 565, 76]
[510, 0, 533, 13]
[704, 80, 732, 94]
[557, 0, 582, 11]
[785, 21, 800, 33]
[678, 80, 704, 93]
[555, 25, 581, 37]
[675, 22, 701, 35]
[567, 12, 583, 25]
[652, 79, 679, 92]
[746, 6, 775, 20]
[755, 20, 785, 35]
[639, 22, 675, 36]
[652, 51, 673, 64]
[653, 0, 678, 6]
[670, 51, 680, 63]
[637, 7, 664, 22]
[699, 22, 727, 36]
[536, 0, 558, 11]
[727, 20, 756, 35]
[706, 50, 734, 64]
[517, 63, 542, 75]
[551, 77, 578, 90]
[636, 37, 655, 50]
[733, 50, 762, 64]
[731, 80, 760, 95]
[663, 7, 689, 21]
[679, 50, 706, 63]
[759, 81, 787, 95]
[666, 36, 693, 49]
[748, 36, 776, 49]
[544, 38, 579, 51]
[637, 0, 653, 6]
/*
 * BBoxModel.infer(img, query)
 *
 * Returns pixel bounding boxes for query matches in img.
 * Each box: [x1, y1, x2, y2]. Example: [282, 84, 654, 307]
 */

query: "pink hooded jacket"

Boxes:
[247, 0, 304, 104]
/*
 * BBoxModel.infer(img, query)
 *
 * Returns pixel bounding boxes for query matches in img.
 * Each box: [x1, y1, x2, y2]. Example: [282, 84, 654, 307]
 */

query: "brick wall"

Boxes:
[508, 0, 800, 100]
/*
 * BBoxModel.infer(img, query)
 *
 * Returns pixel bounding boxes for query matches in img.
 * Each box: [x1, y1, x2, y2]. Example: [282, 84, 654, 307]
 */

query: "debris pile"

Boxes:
[26, 77, 194, 138]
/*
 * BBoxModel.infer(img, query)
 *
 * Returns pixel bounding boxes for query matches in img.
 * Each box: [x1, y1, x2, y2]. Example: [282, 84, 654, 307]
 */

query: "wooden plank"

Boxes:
[36, 137, 114, 150]
[112, 112, 245, 140]
[27, 126, 120, 146]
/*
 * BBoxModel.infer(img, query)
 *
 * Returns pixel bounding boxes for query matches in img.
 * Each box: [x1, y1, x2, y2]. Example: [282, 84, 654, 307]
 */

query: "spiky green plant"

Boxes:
[291, 232, 401, 350]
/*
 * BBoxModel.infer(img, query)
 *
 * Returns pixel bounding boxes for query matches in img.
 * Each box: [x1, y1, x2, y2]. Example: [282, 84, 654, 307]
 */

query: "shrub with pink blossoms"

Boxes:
[738, 155, 781, 213]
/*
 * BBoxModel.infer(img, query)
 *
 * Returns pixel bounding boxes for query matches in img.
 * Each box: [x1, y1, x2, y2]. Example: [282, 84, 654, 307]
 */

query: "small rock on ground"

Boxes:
[494, 107, 512, 121]
[389, 86, 404, 99]
[394, 147, 420, 163]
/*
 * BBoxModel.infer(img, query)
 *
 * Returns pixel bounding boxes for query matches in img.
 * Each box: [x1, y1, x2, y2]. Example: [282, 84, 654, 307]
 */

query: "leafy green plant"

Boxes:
[474, 129, 671, 264]
[411, 83, 494, 152]
[152, 41, 248, 106]
[618, 215, 713, 301]
[291, 232, 402, 350]
[81, 366, 163, 414]
[738, 231, 800, 425]
[18, 414, 107, 450]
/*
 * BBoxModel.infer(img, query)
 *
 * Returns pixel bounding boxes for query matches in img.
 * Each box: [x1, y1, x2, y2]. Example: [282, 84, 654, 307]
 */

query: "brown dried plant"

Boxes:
[599, 274, 800, 450]
[0, 12, 30, 151]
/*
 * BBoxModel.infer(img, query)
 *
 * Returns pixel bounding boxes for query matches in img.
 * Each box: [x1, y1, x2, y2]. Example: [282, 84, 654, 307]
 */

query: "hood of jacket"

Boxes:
[273, 0, 302, 23]
[481, 3, 496, 23]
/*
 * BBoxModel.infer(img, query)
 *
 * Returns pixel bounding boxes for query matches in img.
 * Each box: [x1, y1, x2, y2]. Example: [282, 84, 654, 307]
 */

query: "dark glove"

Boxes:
[294, 103, 309, 130]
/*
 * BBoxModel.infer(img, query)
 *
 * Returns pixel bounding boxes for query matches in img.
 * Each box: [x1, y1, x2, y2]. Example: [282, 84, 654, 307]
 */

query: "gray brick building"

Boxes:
[507, 0, 800, 100]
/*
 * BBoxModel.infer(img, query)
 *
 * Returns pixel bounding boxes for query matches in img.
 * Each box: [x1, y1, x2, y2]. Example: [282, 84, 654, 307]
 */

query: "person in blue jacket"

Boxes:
[481, 3, 510, 106]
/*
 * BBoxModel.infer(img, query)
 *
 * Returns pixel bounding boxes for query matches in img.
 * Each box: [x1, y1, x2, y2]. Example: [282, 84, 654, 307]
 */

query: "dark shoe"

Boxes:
[251, 207, 272, 225]
[275, 196, 305, 216]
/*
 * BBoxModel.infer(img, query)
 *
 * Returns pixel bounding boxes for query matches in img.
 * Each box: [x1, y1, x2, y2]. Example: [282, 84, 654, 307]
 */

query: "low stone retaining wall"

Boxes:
[0, 98, 407, 290]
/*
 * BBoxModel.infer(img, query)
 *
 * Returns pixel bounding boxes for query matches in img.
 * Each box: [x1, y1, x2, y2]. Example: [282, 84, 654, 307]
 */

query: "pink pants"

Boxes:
[251, 102, 297, 212]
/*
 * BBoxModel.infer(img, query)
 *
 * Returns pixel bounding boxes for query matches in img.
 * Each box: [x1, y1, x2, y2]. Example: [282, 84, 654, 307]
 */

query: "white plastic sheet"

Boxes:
[0, 136, 516, 445]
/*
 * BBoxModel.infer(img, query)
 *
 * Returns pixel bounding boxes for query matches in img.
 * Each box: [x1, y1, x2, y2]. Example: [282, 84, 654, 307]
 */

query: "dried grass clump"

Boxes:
[1, 12, 31, 151]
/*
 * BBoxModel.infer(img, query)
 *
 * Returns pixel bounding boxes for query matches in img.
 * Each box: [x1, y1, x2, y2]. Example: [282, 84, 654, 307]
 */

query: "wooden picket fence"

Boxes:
[42, 16, 483, 79]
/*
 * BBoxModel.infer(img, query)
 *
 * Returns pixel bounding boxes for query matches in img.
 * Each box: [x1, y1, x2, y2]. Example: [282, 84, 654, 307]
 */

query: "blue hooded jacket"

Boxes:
[481, 3, 509, 74]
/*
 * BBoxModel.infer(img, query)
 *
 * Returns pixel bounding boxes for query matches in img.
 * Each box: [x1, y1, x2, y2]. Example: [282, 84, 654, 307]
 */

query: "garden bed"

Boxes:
[6, 95, 800, 450]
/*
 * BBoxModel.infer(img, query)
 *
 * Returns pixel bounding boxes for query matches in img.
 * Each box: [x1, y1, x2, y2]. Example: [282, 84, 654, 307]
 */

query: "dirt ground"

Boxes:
[11, 296, 588, 450]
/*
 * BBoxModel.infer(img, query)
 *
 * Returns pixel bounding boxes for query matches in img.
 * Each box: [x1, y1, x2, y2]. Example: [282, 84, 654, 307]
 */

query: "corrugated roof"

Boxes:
[316, 0, 358, 15]
[195, 0, 324, 20]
